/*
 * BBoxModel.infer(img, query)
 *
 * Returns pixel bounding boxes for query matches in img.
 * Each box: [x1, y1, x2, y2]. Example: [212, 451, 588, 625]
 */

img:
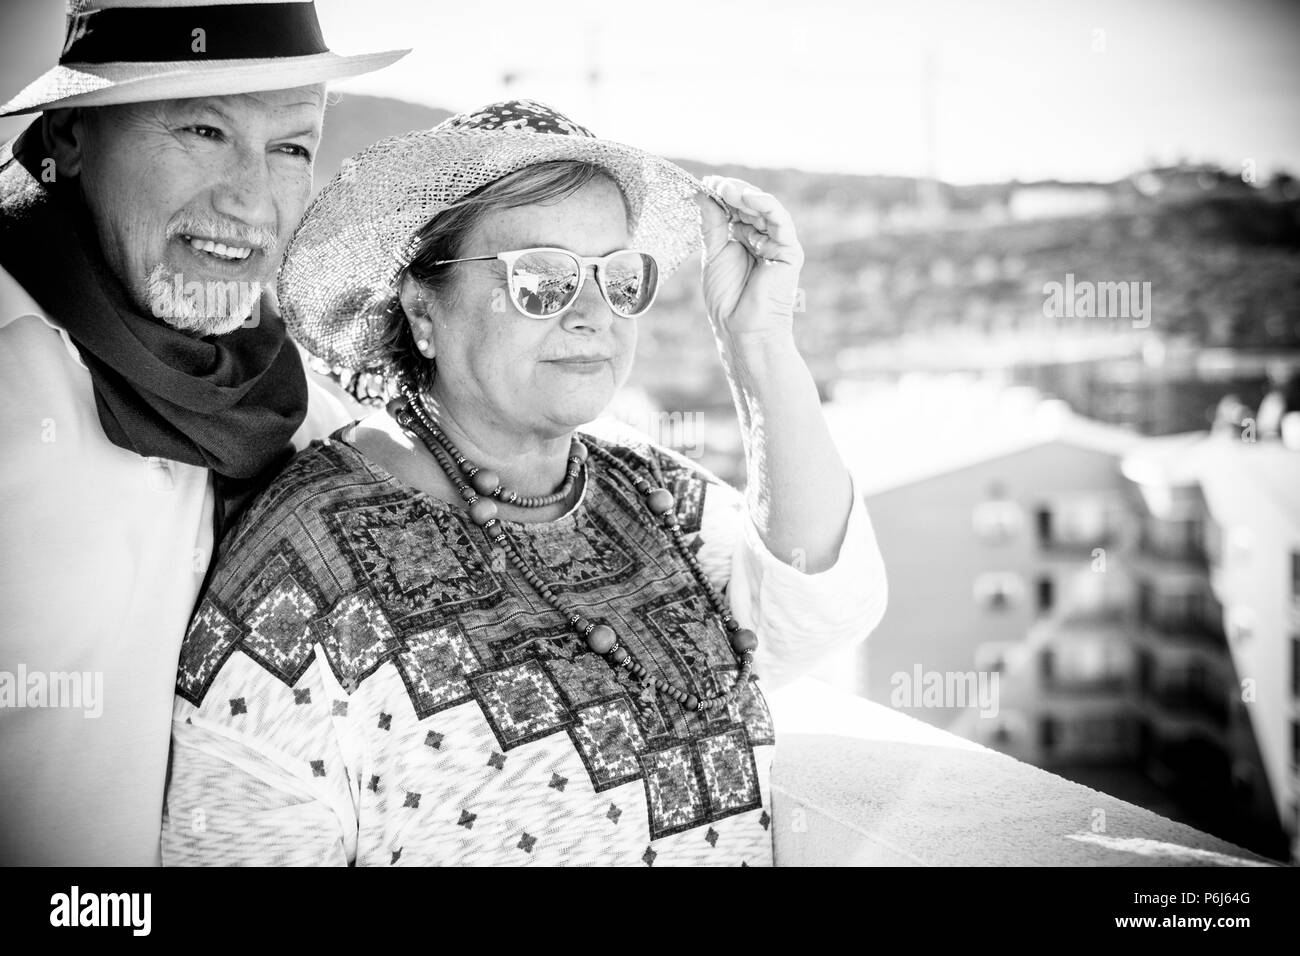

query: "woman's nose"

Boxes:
[562, 266, 614, 332]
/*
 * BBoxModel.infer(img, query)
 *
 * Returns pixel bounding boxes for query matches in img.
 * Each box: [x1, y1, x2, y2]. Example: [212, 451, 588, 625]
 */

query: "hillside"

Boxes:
[310, 94, 1300, 449]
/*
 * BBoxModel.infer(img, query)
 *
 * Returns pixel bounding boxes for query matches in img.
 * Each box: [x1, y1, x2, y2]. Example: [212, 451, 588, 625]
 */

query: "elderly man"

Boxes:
[0, 0, 407, 865]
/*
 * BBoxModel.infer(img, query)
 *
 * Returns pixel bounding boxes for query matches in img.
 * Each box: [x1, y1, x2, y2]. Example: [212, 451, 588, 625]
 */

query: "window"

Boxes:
[1039, 716, 1059, 750]
[1292, 636, 1300, 699]
[1036, 507, 1053, 547]
[1040, 649, 1055, 683]
[1292, 551, 1300, 602]
[1037, 576, 1055, 614]
[1137, 649, 1153, 692]
[1293, 720, 1300, 771]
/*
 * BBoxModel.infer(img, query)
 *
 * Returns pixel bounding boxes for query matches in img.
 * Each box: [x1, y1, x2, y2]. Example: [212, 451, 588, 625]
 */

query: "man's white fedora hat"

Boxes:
[0, 0, 410, 117]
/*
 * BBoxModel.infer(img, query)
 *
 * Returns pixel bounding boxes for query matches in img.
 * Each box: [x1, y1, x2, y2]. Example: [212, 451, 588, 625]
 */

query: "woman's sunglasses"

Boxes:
[434, 247, 660, 320]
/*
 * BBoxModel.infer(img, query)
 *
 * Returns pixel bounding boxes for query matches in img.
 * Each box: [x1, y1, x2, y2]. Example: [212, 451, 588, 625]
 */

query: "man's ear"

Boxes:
[41, 108, 89, 178]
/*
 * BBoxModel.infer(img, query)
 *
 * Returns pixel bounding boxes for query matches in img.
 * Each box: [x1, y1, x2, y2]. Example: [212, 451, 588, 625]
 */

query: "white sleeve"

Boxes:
[163, 651, 359, 867]
[684, 466, 888, 691]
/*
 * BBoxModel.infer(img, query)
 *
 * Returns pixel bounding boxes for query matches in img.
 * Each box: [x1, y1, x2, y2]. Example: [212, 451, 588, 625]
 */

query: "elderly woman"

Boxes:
[162, 100, 887, 866]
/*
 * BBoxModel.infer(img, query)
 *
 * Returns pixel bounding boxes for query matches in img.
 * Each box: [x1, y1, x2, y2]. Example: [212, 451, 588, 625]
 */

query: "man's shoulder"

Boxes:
[1, 265, 60, 335]
[0, 271, 99, 457]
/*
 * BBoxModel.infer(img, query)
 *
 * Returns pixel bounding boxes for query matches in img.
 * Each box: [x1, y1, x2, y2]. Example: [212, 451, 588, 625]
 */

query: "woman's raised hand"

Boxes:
[695, 175, 805, 342]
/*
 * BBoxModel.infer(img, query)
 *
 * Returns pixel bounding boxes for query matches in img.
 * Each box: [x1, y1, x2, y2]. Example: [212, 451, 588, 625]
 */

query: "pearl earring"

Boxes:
[416, 338, 429, 353]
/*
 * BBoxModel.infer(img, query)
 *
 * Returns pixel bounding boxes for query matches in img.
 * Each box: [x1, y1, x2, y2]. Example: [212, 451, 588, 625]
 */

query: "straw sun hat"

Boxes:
[278, 99, 717, 370]
[0, 0, 409, 116]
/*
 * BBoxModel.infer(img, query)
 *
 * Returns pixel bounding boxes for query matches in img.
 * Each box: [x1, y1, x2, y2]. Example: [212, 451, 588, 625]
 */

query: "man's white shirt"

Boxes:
[0, 265, 349, 865]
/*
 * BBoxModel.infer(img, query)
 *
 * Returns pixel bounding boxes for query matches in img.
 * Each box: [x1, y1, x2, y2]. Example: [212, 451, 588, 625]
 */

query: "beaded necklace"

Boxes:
[389, 384, 758, 713]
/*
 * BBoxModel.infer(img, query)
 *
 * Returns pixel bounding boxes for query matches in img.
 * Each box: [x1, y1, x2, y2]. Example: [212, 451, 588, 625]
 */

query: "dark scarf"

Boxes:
[0, 121, 307, 537]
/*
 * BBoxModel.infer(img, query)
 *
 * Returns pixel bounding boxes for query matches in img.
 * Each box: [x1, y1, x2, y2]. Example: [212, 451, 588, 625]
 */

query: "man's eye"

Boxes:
[184, 125, 224, 141]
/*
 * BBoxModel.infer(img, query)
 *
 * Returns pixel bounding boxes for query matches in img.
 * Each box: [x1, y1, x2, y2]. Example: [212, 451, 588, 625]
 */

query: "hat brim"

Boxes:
[0, 49, 410, 116]
[278, 127, 720, 370]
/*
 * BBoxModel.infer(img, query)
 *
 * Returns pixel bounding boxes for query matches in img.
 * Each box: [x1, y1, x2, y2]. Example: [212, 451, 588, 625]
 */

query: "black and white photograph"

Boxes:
[0, 0, 1296, 928]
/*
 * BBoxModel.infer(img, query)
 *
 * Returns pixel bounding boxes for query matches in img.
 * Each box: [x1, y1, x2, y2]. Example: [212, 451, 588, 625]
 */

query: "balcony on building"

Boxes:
[1136, 513, 1211, 570]
[1033, 497, 1127, 558]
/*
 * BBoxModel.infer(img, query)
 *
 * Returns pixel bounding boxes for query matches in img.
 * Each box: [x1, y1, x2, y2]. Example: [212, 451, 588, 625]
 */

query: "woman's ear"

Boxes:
[398, 274, 435, 357]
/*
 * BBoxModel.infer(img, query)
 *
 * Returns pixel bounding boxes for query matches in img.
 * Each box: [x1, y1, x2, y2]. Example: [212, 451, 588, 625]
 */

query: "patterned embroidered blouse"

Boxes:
[162, 420, 886, 866]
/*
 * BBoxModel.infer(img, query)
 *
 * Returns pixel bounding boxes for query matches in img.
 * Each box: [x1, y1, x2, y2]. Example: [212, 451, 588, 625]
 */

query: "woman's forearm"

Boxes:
[719, 328, 853, 574]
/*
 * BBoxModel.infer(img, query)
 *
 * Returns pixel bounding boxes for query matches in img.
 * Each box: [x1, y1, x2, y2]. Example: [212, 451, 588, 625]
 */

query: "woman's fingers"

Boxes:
[701, 179, 765, 229]
[702, 175, 800, 251]
[730, 220, 800, 265]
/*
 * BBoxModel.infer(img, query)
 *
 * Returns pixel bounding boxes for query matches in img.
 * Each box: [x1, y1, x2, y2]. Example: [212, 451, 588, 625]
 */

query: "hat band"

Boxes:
[61, 2, 329, 64]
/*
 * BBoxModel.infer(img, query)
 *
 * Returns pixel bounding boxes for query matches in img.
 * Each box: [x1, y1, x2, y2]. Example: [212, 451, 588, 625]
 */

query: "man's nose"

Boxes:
[210, 145, 276, 232]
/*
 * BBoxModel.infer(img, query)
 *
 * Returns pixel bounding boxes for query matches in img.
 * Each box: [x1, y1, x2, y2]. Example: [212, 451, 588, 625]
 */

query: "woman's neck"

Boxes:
[418, 386, 574, 500]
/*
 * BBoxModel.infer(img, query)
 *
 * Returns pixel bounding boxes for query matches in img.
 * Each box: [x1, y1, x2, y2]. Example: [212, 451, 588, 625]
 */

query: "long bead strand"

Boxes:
[388, 392, 757, 712]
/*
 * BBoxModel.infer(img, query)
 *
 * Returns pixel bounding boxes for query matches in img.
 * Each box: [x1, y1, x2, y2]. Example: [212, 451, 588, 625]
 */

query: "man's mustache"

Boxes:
[168, 214, 279, 256]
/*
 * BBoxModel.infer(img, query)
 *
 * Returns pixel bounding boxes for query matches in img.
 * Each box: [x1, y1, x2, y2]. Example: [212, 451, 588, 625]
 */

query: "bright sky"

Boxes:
[2, 0, 1297, 184]
[314, 0, 1300, 183]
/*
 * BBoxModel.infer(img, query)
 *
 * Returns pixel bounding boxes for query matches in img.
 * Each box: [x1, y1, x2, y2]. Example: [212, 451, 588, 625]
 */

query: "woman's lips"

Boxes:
[544, 356, 611, 373]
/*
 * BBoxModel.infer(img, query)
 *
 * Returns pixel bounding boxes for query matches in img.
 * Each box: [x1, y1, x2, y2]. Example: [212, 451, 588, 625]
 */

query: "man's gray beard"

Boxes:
[144, 263, 258, 337]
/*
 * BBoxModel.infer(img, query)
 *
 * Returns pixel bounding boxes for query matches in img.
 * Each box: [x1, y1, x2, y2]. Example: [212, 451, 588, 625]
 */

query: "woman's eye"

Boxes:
[184, 125, 223, 141]
[278, 144, 313, 161]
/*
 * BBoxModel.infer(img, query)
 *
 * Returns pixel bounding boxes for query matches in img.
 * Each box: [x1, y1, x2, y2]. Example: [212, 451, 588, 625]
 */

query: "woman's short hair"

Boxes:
[372, 160, 631, 397]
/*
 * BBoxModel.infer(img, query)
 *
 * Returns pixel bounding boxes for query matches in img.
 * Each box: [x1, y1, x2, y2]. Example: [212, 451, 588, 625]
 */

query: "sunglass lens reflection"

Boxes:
[511, 251, 580, 316]
[603, 252, 657, 317]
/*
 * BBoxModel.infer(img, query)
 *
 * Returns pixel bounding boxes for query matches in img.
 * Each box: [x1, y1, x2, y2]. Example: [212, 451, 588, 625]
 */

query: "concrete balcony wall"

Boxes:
[767, 677, 1279, 866]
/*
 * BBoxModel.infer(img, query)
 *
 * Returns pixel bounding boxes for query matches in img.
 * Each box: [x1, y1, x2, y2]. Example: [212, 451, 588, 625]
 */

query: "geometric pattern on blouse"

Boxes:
[177, 429, 775, 845]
